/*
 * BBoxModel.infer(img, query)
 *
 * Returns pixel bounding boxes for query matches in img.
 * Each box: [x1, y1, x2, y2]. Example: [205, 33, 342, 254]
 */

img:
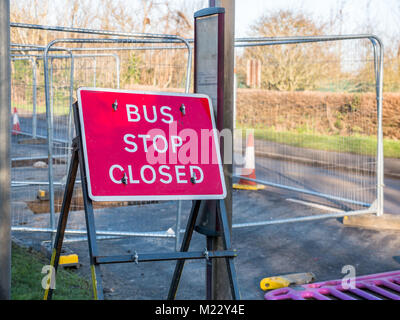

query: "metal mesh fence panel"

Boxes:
[10, 25, 192, 250]
[232, 36, 384, 228]
[10, 56, 47, 230]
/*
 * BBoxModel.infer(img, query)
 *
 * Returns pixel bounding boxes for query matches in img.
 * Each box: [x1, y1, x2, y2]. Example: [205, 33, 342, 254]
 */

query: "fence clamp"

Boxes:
[203, 248, 209, 261]
[132, 251, 139, 265]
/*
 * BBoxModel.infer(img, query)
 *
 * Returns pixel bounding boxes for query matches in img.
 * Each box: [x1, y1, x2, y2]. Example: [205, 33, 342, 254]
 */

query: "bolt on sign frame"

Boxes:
[232, 34, 384, 229]
[43, 91, 240, 299]
[9, 23, 193, 250]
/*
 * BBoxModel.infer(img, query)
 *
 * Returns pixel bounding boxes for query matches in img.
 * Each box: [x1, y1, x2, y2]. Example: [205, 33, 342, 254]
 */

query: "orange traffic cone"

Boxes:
[12, 107, 21, 136]
[233, 131, 265, 191]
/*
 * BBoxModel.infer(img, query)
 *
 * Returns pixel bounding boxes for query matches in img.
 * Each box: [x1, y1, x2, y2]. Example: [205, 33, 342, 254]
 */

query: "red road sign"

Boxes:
[77, 88, 226, 201]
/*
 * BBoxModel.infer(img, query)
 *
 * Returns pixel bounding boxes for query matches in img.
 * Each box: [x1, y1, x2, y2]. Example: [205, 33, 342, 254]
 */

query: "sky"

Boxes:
[234, 0, 399, 33]
[209, 0, 400, 49]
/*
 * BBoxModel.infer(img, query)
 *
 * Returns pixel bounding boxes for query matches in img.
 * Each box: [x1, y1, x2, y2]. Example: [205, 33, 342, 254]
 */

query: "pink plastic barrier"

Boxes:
[265, 271, 400, 300]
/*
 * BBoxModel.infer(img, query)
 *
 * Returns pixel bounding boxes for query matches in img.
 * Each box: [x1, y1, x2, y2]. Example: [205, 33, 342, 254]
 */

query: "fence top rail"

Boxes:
[15, 38, 189, 47]
[234, 34, 383, 47]
[41, 38, 194, 54]
[10, 22, 188, 42]
[11, 53, 120, 59]
[11, 43, 188, 52]
[162, 34, 384, 45]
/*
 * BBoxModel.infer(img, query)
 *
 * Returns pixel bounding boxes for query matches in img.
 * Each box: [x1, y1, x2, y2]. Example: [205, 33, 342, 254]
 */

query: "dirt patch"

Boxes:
[27, 188, 157, 214]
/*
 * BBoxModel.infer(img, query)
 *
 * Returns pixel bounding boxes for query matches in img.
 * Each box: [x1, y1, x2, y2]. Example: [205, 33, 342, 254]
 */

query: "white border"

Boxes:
[77, 87, 227, 202]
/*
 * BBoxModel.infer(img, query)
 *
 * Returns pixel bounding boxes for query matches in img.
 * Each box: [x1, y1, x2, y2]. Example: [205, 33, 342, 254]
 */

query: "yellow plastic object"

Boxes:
[260, 277, 291, 291]
[59, 254, 79, 266]
[233, 184, 266, 191]
[37, 189, 46, 198]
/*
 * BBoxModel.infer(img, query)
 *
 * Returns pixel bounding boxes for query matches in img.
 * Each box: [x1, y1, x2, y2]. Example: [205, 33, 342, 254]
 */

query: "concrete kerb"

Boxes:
[343, 213, 400, 231]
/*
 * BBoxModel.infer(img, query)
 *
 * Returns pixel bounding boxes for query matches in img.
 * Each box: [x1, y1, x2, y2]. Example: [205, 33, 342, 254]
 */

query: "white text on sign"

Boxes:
[109, 104, 203, 186]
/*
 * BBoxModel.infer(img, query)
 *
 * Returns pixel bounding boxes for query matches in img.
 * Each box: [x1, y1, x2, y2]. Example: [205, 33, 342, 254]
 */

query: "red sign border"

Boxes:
[77, 87, 227, 202]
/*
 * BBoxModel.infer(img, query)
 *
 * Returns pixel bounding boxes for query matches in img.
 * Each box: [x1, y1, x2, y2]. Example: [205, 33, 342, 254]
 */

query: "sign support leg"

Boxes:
[168, 200, 240, 300]
[75, 129, 105, 300]
[217, 199, 240, 300]
[44, 141, 79, 300]
[206, 236, 214, 300]
[46, 103, 105, 300]
[167, 200, 202, 300]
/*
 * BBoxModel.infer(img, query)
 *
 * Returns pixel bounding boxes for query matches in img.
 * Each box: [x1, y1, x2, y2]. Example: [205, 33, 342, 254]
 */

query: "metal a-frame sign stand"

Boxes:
[43, 101, 240, 300]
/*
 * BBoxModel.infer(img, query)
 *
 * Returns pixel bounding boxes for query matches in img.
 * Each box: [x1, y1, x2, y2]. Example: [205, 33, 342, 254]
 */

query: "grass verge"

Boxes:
[11, 242, 92, 300]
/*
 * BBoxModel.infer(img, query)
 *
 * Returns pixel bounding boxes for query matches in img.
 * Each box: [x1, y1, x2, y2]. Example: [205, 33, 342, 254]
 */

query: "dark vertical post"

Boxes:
[168, 200, 202, 300]
[210, 0, 235, 300]
[0, 0, 11, 301]
[44, 146, 79, 300]
[73, 103, 104, 300]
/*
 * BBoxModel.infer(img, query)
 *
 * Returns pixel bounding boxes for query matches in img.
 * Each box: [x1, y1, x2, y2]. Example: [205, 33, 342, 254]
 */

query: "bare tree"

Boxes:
[238, 10, 336, 91]
[9, 0, 199, 91]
